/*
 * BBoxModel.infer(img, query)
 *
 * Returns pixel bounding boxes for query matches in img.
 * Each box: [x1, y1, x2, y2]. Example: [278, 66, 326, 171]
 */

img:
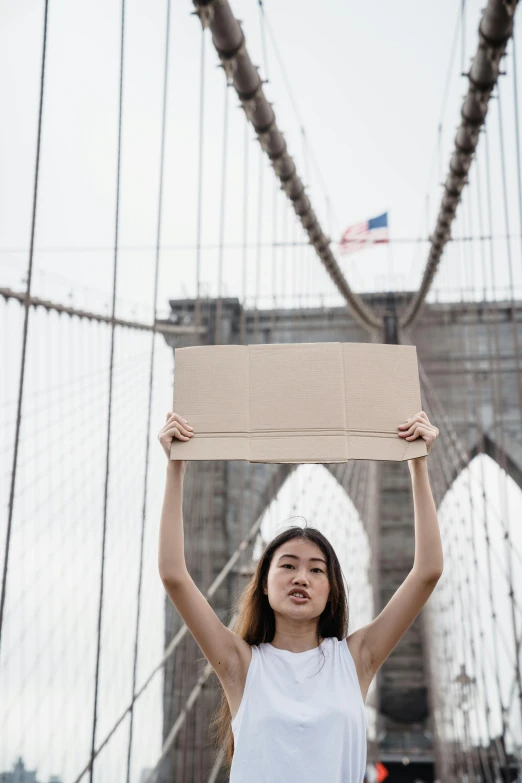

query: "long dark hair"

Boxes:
[208, 523, 349, 770]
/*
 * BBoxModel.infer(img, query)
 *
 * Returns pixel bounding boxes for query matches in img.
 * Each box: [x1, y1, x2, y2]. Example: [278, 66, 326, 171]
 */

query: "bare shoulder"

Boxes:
[346, 629, 373, 703]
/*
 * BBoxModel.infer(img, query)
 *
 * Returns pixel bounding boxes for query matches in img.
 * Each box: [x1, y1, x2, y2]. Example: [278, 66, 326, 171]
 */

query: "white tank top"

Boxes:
[230, 636, 367, 783]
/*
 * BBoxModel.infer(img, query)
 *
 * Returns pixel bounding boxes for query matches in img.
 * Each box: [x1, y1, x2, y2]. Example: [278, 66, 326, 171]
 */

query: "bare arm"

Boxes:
[158, 460, 189, 578]
[358, 412, 443, 678]
[409, 455, 443, 579]
[157, 412, 249, 683]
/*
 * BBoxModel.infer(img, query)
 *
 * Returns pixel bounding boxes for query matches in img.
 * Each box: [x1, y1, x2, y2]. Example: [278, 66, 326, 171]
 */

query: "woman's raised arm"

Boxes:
[354, 412, 443, 681]
[156, 412, 250, 691]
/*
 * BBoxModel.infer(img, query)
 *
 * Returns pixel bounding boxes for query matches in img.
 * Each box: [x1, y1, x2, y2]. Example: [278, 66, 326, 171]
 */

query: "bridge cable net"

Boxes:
[401, 0, 519, 328]
[420, 373, 522, 778]
[141, 39, 378, 766]
[2, 1, 522, 782]
[0, 3, 373, 783]
[397, 44, 522, 764]
[138, 460, 374, 783]
[400, 17, 522, 775]
[191, 0, 381, 333]
[401, 108, 522, 769]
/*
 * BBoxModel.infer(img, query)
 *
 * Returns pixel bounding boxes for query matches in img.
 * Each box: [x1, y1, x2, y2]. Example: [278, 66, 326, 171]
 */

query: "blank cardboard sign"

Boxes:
[170, 342, 427, 463]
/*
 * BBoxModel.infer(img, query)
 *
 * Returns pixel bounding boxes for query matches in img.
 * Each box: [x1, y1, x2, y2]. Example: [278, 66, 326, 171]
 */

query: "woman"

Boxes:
[157, 410, 442, 783]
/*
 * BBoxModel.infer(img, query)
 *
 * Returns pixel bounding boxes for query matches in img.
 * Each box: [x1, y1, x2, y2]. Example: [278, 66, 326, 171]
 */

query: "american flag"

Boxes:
[338, 212, 389, 256]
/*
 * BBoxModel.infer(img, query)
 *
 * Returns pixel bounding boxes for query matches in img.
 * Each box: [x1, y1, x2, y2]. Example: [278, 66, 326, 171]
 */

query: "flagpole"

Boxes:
[387, 210, 393, 292]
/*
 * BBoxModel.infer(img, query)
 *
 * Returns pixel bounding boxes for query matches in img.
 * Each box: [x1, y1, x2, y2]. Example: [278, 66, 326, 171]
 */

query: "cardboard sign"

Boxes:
[170, 342, 427, 463]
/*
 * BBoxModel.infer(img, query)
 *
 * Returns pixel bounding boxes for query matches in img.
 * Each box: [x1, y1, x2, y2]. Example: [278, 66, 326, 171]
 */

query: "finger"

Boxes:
[161, 418, 192, 437]
[405, 425, 425, 441]
[398, 413, 424, 430]
[163, 431, 189, 442]
[166, 412, 193, 430]
[170, 425, 194, 439]
[164, 426, 192, 440]
[166, 411, 173, 423]
[406, 425, 436, 441]
[399, 421, 424, 438]
[161, 425, 188, 439]
[400, 420, 438, 438]
[173, 422, 193, 437]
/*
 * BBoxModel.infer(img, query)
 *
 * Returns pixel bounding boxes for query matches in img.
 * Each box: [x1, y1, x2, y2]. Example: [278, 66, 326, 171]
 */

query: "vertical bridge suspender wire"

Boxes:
[239, 118, 249, 346]
[215, 80, 230, 345]
[513, 35, 522, 268]
[497, 80, 522, 729]
[125, 1, 173, 780]
[89, 2, 126, 781]
[192, 0, 380, 332]
[194, 27, 206, 343]
[0, 0, 50, 650]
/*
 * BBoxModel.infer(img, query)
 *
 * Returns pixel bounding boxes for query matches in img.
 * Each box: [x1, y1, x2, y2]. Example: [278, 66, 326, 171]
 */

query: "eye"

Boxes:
[312, 568, 324, 573]
[281, 564, 294, 569]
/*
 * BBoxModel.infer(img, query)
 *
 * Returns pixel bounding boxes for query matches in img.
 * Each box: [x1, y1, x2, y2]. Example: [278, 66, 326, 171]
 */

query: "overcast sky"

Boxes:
[1, 0, 522, 780]
[1, 0, 521, 315]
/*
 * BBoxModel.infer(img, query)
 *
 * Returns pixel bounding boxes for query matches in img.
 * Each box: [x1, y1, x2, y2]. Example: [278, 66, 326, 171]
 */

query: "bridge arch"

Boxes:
[432, 433, 522, 508]
[429, 451, 522, 754]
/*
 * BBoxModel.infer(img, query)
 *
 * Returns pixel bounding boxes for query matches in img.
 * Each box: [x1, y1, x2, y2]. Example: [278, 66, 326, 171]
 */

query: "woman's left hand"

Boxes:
[398, 411, 439, 453]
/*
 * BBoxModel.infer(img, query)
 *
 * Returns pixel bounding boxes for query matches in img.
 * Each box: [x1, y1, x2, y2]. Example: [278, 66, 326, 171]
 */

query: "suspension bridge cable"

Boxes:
[89, 1, 126, 779]
[439, 452, 513, 772]
[406, 0, 465, 291]
[125, 1, 173, 779]
[401, 0, 519, 329]
[0, 287, 191, 335]
[422, 382, 522, 655]
[458, 225, 508, 774]
[496, 82, 522, 730]
[461, 0, 467, 73]
[0, 0, 50, 651]
[71, 481, 298, 783]
[257, 0, 279, 340]
[497, 86, 522, 416]
[79, 462, 325, 777]
[426, 408, 506, 774]
[420, 363, 522, 574]
[460, 193, 501, 759]
[254, 147, 264, 342]
[257, 1, 332, 220]
[257, 0, 270, 82]
[215, 80, 230, 345]
[513, 35, 522, 278]
[194, 26, 206, 340]
[258, 3, 343, 245]
[0, 346, 151, 414]
[5, 232, 522, 257]
[269, 171, 278, 336]
[240, 117, 250, 345]
[144, 611, 239, 783]
[192, 0, 380, 332]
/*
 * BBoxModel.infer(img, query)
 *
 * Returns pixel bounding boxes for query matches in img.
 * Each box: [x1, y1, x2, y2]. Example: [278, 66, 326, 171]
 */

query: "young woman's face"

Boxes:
[264, 538, 330, 619]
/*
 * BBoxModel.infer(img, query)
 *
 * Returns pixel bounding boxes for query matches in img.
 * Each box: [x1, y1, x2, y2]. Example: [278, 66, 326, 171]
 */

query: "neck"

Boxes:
[270, 628, 323, 653]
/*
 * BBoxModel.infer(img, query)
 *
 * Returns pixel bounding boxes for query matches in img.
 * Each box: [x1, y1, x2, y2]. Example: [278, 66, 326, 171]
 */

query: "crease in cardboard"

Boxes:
[340, 343, 350, 462]
[401, 440, 411, 460]
[188, 429, 405, 438]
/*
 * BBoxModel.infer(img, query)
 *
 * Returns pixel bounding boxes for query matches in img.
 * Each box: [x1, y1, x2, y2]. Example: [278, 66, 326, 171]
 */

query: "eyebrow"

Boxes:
[277, 553, 327, 566]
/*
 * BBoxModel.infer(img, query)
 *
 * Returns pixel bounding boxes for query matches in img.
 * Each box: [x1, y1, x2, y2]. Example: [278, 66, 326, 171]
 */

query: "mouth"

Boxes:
[288, 591, 310, 603]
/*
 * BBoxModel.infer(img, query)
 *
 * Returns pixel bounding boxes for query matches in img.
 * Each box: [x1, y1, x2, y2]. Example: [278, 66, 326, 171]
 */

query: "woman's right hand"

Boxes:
[158, 412, 194, 460]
